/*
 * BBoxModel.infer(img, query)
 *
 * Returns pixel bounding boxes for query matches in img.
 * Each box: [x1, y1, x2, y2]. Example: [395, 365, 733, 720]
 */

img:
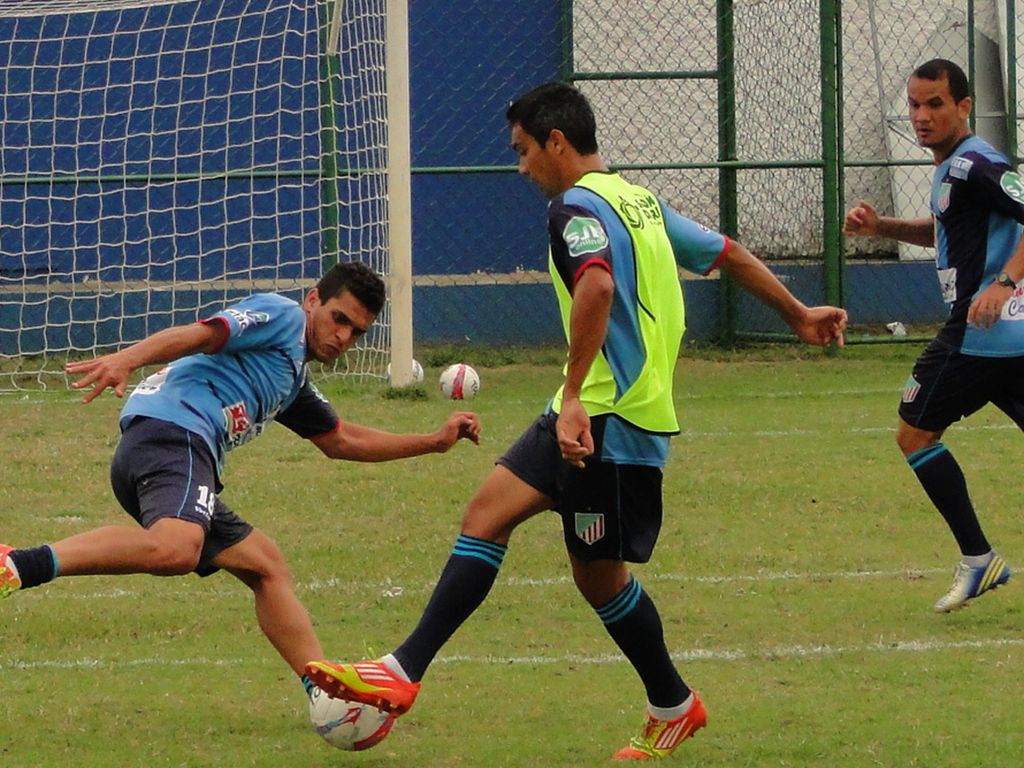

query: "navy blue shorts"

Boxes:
[110, 417, 253, 577]
[899, 339, 1024, 432]
[497, 412, 663, 563]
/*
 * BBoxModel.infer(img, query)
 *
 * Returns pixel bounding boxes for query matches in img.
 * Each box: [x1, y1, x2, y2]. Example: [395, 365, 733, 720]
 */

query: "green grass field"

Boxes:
[2, 345, 1022, 767]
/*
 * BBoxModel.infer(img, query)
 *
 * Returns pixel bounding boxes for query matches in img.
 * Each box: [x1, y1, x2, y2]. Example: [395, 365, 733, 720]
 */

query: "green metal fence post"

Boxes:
[717, 0, 737, 345]
[560, 0, 574, 80]
[821, 0, 845, 317]
[1007, 0, 1018, 165]
[968, 0, 976, 133]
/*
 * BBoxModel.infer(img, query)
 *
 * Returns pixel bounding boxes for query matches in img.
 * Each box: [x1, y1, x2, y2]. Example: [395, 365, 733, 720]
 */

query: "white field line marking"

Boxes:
[677, 423, 1018, 439]
[35, 566, 950, 601]
[5, 637, 1024, 672]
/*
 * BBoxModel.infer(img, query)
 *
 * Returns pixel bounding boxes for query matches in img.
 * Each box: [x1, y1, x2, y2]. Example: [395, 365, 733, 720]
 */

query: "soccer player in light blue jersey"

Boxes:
[0, 261, 480, 706]
[845, 59, 1018, 612]
[307, 82, 847, 760]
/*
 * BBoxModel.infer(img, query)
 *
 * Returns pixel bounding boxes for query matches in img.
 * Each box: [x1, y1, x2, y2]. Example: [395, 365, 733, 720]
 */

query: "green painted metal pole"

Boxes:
[1007, 0, 1018, 165]
[559, 0, 574, 80]
[968, 0, 976, 133]
[317, 0, 342, 270]
[821, 0, 844, 313]
[717, 0, 737, 345]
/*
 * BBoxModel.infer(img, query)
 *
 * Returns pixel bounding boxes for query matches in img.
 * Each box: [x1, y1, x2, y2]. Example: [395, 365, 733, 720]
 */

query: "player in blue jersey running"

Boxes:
[306, 82, 847, 760]
[844, 59, 1017, 612]
[0, 261, 480, 703]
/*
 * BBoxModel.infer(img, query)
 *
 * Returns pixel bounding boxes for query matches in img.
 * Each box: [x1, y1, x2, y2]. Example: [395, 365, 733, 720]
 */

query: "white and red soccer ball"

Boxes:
[308, 686, 395, 751]
[439, 363, 480, 400]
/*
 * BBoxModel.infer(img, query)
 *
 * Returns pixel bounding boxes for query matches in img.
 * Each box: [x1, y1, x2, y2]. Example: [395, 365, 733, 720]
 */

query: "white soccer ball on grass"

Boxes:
[386, 358, 425, 385]
[439, 363, 480, 400]
[308, 686, 395, 751]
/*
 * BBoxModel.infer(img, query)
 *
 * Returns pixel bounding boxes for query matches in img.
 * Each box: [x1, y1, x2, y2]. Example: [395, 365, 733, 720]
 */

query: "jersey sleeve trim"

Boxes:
[703, 236, 732, 275]
[306, 419, 342, 441]
[572, 257, 612, 289]
[199, 316, 231, 353]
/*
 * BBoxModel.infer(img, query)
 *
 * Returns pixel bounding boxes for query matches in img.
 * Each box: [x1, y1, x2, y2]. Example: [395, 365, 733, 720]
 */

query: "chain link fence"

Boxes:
[408, 0, 1024, 348]
[843, 0, 1022, 340]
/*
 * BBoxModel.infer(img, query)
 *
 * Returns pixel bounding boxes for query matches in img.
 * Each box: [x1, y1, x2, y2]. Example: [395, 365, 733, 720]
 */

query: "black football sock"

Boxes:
[597, 577, 690, 708]
[9, 545, 58, 589]
[393, 534, 506, 682]
[907, 444, 991, 556]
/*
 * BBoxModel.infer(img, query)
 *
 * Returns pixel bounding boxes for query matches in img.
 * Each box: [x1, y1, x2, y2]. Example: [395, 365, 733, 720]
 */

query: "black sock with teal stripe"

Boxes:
[393, 534, 507, 682]
[597, 577, 690, 708]
[8, 545, 58, 589]
[907, 443, 990, 556]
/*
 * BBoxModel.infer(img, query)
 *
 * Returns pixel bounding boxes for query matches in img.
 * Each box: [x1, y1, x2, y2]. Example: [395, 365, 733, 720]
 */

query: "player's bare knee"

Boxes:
[148, 538, 202, 575]
[460, 500, 513, 542]
[148, 544, 199, 573]
[895, 422, 940, 456]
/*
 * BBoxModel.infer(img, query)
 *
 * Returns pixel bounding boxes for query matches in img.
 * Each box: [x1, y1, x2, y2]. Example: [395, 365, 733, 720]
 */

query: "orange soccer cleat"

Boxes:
[305, 659, 421, 716]
[613, 691, 707, 760]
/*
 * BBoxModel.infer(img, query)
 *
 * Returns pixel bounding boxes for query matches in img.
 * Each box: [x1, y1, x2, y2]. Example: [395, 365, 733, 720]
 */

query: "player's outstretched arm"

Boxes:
[312, 411, 481, 462]
[843, 199, 934, 247]
[720, 241, 848, 348]
[65, 322, 228, 403]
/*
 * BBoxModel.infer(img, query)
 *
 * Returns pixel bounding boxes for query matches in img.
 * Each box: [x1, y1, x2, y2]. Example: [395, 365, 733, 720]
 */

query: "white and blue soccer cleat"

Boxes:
[933, 554, 1011, 613]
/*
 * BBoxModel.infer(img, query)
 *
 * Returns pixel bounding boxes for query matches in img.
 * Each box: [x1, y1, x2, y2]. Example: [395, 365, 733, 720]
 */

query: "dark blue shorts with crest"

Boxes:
[497, 412, 663, 563]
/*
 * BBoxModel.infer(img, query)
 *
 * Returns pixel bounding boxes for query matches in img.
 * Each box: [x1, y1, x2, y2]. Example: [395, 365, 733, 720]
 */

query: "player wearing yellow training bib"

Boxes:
[306, 81, 847, 760]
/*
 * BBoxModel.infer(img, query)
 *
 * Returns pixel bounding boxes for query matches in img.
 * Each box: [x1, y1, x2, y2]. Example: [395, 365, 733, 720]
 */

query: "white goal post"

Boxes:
[0, 0, 412, 389]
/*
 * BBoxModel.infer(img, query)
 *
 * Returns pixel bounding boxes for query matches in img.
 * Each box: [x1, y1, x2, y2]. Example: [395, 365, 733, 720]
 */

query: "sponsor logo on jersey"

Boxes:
[618, 192, 663, 230]
[902, 375, 921, 404]
[224, 308, 271, 331]
[575, 512, 606, 545]
[950, 156, 973, 180]
[999, 170, 1024, 203]
[563, 216, 609, 258]
[223, 400, 265, 448]
[132, 366, 171, 396]
[1002, 286, 1024, 320]
[936, 182, 952, 213]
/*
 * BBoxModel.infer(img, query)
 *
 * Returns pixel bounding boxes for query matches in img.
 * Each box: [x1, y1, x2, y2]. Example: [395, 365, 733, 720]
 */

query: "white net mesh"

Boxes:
[0, 0, 391, 388]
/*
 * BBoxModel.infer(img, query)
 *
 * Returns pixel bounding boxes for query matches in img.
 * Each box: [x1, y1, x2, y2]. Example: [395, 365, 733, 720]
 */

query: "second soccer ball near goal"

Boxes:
[440, 363, 480, 400]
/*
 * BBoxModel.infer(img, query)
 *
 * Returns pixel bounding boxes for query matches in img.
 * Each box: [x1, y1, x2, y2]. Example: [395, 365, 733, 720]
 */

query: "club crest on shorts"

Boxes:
[902, 375, 921, 404]
[575, 512, 605, 545]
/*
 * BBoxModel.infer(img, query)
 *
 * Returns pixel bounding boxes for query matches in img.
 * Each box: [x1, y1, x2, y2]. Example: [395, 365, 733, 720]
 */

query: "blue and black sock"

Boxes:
[393, 534, 507, 682]
[908, 443, 990, 556]
[597, 577, 690, 709]
[8, 545, 58, 589]
[300, 674, 316, 699]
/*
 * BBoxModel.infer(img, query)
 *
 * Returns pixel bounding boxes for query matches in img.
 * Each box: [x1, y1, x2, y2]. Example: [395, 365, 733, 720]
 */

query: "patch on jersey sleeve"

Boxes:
[563, 216, 609, 259]
[999, 170, 1024, 203]
[224, 308, 271, 331]
[950, 156, 973, 180]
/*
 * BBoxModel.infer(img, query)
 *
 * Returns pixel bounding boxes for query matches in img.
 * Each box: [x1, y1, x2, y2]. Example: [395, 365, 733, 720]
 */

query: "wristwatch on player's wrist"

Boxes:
[996, 271, 1018, 289]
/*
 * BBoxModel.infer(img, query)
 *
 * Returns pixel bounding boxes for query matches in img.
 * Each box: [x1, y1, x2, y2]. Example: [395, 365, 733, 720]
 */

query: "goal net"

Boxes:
[0, 0, 394, 389]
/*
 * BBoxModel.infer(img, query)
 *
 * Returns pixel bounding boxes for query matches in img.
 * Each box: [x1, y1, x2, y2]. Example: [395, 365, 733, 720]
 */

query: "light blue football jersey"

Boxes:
[120, 293, 316, 475]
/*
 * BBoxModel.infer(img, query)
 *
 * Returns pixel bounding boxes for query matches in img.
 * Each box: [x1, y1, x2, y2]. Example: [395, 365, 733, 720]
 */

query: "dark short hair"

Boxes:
[912, 58, 970, 103]
[316, 261, 385, 315]
[506, 81, 599, 155]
